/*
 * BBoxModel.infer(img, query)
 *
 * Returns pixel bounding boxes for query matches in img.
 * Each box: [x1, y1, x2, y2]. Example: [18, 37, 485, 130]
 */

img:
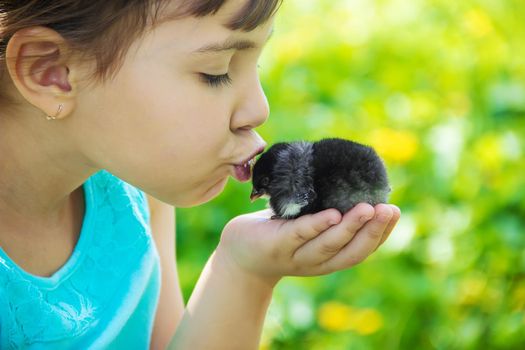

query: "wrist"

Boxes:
[213, 245, 281, 291]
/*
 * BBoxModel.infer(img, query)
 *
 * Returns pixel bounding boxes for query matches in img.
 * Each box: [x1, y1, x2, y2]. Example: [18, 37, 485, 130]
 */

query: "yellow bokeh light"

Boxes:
[352, 309, 385, 335]
[369, 128, 419, 164]
[473, 134, 504, 172]
[464, 9, 494, 37]
[317, 302, 384, 335]
[457, 274, 488, 306]
[318, 301, 355, 332]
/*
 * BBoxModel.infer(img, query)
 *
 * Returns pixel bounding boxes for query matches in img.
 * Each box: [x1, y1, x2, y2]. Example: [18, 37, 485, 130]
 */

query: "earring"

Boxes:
[46, 104, 63, 120]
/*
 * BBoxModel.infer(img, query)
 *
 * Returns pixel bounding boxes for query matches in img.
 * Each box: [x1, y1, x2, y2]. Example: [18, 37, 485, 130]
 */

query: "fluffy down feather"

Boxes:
[251, 138, 391, 219]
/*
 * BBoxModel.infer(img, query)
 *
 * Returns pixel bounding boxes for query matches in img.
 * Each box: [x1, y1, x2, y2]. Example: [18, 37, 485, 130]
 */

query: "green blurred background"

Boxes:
[176, 1, 525, 349]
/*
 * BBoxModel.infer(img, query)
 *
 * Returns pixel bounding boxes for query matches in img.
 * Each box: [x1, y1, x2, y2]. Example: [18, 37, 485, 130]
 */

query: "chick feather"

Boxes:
[250, 138, 391, 219]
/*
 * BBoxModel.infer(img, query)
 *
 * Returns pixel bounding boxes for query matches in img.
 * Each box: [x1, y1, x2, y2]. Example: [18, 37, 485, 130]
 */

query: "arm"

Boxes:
[167, 249, 275, 350]
[147, 194, 274, 350]
[147, 195, 185, 350]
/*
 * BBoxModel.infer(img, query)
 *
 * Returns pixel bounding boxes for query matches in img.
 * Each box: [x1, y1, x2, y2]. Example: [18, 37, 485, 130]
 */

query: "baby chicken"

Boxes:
[250, 138, 391, 219]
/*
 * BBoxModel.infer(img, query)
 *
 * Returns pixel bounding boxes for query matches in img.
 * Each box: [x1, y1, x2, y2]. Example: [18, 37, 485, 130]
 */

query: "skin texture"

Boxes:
[0, 0, 401, 348]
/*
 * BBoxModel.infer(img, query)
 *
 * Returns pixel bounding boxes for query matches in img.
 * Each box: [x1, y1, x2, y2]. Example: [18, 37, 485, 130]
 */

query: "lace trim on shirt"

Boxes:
[0, 170, 152, 346]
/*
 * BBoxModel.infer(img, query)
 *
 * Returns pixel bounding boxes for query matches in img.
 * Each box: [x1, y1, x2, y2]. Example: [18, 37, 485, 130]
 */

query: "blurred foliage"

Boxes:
[176, 0, 525, 349]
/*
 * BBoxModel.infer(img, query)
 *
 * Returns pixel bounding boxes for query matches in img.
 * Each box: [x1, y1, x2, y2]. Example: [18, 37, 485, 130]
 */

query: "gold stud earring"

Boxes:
[46, 104, 63, 121]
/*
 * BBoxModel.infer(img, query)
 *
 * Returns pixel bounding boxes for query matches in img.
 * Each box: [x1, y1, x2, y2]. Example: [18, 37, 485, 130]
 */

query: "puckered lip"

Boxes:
[232, 145, 266, 166]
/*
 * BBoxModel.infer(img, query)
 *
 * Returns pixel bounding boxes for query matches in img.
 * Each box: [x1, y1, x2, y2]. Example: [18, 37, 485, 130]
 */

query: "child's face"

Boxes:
[73, 0, 274, 207]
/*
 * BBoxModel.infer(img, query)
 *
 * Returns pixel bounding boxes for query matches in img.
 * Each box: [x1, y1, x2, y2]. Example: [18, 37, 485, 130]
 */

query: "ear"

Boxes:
[5, 26, 78, 119]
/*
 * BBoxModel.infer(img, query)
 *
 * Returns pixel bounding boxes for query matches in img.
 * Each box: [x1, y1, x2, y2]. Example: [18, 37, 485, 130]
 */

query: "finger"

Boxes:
[316, 204, 394, 274]
[375, 205, 401, 251]
[292, 203, 375, 265]
[280, 208, 342, 252]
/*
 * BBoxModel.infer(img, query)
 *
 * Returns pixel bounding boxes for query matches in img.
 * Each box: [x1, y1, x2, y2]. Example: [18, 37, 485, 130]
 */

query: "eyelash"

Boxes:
[199, 64, 262, 88]
[200, 73, 233, 88]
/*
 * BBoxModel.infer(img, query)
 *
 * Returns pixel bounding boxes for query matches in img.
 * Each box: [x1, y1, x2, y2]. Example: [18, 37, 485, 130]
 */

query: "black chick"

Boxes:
[250, 138, 391, 219]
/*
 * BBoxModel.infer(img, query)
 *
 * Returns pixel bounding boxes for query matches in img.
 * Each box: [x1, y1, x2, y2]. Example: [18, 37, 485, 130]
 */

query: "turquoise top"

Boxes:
[0, 170, 161, 349]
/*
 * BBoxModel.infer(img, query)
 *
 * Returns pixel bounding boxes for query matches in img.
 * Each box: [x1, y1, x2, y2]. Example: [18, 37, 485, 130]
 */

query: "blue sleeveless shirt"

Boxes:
[0, 170, 161, 349]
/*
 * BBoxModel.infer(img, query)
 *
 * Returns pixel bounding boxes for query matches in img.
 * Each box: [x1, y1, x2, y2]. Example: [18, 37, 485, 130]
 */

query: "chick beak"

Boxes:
[250, 188, 263, 202]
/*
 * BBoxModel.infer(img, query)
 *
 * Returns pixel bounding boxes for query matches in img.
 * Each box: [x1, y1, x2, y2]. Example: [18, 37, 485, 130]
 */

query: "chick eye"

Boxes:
[200, 73, 233, 88]
[260, 177, 270, 186]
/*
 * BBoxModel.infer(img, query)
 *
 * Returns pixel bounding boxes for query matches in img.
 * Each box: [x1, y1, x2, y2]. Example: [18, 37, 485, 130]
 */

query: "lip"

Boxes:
[233, 145, 266, 166]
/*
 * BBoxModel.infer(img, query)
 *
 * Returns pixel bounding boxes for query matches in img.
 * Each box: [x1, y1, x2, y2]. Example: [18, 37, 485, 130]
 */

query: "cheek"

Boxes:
[92, 59, 228, 153]
[122, 62, 231, 142]
[74, 57, 234, 205]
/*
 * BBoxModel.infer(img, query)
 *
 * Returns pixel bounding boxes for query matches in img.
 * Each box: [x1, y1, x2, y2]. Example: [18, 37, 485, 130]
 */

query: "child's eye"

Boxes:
[200, 73, 233, 88]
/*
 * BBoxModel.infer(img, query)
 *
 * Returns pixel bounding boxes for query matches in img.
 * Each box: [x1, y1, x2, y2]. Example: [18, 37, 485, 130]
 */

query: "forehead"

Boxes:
[157, 0, 280, 31]
[148, 2, 274, 55]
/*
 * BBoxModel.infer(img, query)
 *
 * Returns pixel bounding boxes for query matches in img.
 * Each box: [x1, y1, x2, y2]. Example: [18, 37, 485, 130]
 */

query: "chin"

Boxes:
[167, 176, 229, 208]
[181, 176, 227, 207]
[200, 177, 228, 202]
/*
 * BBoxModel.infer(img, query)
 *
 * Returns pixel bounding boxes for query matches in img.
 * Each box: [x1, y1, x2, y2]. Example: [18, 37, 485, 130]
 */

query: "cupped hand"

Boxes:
[216, 203, 401, 287]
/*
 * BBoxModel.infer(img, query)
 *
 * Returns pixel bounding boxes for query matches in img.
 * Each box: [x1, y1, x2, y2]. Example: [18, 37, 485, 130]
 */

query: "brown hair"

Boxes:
[0, 0, 281, 107]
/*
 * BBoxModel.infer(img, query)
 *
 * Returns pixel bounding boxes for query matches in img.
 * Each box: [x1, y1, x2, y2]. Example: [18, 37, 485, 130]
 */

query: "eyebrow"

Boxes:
[192, 28, 274, 54]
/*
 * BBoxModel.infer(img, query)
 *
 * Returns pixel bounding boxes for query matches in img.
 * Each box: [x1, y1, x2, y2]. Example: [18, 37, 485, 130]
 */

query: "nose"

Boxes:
[230, 74, 270, 131]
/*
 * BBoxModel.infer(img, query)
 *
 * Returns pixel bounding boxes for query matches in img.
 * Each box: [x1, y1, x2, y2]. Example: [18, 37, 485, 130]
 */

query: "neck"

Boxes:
[0, 110, 97, 228]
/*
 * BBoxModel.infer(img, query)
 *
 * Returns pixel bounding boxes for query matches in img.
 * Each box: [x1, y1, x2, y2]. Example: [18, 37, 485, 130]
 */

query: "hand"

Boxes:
[215, 203, 401, 287]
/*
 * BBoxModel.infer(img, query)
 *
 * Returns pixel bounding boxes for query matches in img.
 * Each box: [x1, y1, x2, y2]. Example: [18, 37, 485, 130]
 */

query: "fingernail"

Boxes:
[376, 214, 391, 222]
[360, 216, 372, 223]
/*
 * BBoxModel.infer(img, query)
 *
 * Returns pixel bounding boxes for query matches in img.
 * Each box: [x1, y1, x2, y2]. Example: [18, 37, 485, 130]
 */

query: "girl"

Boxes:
[0, 0, 401, 349]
